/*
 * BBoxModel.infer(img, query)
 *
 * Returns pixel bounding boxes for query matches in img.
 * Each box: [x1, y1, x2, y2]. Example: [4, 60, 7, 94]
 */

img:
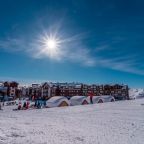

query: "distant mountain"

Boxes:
[129, 89, 144, 99]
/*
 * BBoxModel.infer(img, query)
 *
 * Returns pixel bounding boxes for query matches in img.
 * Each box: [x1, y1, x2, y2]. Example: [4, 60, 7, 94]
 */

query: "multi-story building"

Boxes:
[0, 81, 19, 100]
[41, 82, 51, 98]
[0, 82, 7, 98]
[60, 83, 82, 96]
[50, 83, 129, 100]
[4, 81, 19, 97]
[19, 82, 129, 100]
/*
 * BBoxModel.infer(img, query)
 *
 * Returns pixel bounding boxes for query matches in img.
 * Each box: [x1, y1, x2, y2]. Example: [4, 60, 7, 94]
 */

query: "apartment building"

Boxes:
[20, 82, 129, 100]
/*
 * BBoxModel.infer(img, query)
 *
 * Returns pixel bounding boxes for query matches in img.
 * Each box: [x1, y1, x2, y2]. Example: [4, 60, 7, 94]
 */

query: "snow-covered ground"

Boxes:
[0, 99, 144, 144]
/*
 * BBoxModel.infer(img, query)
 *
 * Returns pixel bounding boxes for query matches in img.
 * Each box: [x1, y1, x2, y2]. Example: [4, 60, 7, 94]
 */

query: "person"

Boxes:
[90, 95, 93, 104]
[37, 96, 42, 108]
[18, 102, 22, 110]
[23, 102, 27, 109]
[32, 95, 35, 101]
[0, 102, 2, 110]
[26, 101, 30, 109]
[34, 100, 37, 107]
[88, 91, 94, 104]
[43, 98, 46, 107]
[37, 101, 40, 109]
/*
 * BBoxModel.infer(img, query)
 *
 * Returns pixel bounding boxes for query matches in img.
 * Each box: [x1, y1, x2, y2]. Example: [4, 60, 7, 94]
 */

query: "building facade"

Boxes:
[20, 82, 129, 100]
[0, 81, 19, 100]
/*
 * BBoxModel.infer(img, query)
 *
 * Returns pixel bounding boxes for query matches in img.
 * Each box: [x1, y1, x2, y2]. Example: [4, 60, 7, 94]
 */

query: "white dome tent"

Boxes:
[92, 95, 115, 104]
[70, 96, 89, 106]
[46, 96, 70, 108]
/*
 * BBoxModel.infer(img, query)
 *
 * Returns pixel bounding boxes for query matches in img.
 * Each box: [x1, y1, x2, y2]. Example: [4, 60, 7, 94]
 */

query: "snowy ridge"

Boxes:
[129, 89, 144, 99]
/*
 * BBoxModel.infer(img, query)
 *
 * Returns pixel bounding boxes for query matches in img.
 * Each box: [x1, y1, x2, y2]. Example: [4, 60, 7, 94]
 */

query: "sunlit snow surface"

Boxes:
[0, 99, 144, 144]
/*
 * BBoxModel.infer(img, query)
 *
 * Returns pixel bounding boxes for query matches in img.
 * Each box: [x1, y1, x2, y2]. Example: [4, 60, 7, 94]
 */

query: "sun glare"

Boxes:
[46, 39, 57, 49]
[38, 33, 63, 59]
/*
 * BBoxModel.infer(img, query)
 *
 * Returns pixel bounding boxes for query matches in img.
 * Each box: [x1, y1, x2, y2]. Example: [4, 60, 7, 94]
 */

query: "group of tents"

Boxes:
[46, 95, 115, 108]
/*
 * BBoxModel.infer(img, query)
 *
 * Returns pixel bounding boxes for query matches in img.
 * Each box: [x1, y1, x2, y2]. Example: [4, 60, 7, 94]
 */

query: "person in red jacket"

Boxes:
[26, 101, 30, 109]
[32, 95, 35, 101]
[88, 91, 94, 104]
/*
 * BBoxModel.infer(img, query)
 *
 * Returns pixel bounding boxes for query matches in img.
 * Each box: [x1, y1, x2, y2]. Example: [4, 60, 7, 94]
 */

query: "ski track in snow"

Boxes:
[0, 99, 144, 144]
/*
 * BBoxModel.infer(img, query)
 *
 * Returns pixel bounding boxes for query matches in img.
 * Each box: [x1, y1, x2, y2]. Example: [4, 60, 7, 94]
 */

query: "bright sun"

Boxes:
[46, 39, 57, 49]
[38, 33, 62, 59]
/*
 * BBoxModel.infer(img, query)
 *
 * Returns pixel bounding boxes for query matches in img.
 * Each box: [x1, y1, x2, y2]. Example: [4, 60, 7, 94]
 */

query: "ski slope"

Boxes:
[0, 99, 144, 144]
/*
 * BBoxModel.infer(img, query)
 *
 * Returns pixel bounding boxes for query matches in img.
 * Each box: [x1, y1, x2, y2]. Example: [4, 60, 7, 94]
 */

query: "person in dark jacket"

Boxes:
[42, 96, 47, 107]
[23, 102, 27, 109]
[37, 101, 41, 109]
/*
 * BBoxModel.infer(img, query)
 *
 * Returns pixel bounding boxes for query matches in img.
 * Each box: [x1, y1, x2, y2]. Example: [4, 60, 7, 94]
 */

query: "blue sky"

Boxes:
[0, 0, 144, 87]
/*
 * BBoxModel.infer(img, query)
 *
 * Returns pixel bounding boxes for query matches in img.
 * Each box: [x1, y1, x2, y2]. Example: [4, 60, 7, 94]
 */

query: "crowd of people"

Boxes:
[17, 96, 47, 110]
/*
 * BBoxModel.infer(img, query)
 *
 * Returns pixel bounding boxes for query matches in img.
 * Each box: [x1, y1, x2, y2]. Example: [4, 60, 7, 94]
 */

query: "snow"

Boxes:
[0, 98, 144, 144]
